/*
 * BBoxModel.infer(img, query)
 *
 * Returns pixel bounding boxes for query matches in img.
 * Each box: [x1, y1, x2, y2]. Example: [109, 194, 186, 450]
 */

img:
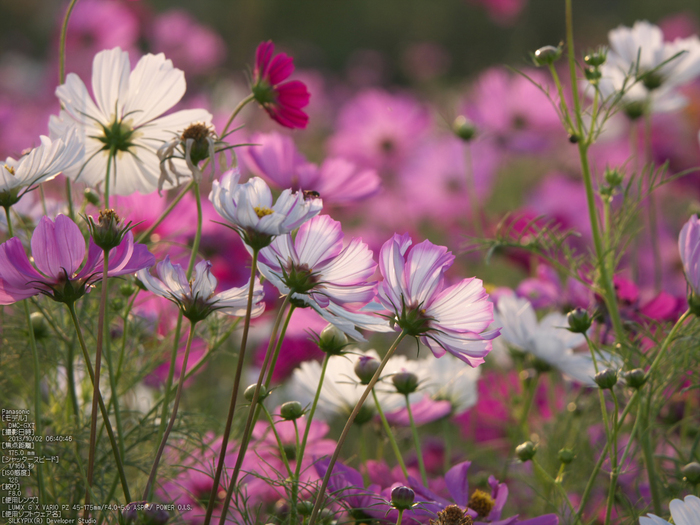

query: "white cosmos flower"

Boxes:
[288, 350, 404, 421]
[49, 47, 212, 196]
[495, 294, 615, 387]
[209, 168, 322, 248]
[640, 495, 700, 525]
[597, 21, 700, 113]
[1, 130, 83, 204]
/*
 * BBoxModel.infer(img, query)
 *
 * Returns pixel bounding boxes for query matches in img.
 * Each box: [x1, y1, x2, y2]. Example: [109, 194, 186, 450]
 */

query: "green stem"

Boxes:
[84, 252, 110, 519]
[532, 459, 577, 518]
[396, 509, 404, 525]
[372, 389, 409, 478]
[640, 389, 662, 515]
[644, 112, 662, 291]
[264, 305, 295, 389]
[4, 208, 45, 506]
[307, 331, 407, 525]
[222, 94, 255, 136]
[216, 297, 293, 525]
[143, 321, 197, 499]
[202, 250, 259, 525]
[289, 353, 332, 525]
[565, 0, 625, 343]
[67, 303, 131, 503]
[604, 390, 620, 525]
[260, 405, 294, 478]
[136, 181, 193, 243]
[405, 394, 428, 486]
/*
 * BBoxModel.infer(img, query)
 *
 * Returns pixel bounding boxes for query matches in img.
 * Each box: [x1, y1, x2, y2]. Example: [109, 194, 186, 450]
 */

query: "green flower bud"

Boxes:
[568, 133, 580, 144]
[558, 448, 575, 464]
[119, 283, 136, 297]
[392, 371, 419, 395]
[354, 356, 380, 385]
[682, 462, 700, 484]
[515, 441, 537, 462]
[296, 501, 315, 517]
[532, 45, 562, 67]
[584, 48, 607, 67]
[688, 291, 700, 317]
[85, 209, 133, 251]
[584, 67, 602, 82]
[84, 188, 101, 206]
[391, 486, 415, 511]
[280, 401, 304, 420]
[29, 312, 49, 341]
[244, 384, 269, 403]
[318, 324, 348, 355]
[622, 368, 646, 389]
[453, 116, 477, 142]
[604, 167, 624, 188]
[567, 308, 592, 334]
[624, 101, 647, 121]
[594, 368, 618, 390]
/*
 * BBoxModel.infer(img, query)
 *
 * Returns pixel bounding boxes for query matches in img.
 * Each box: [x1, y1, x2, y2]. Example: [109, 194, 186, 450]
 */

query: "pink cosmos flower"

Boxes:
[251, 41, 310, 129]
[328, 89, 431, 173]
[257, 214, 392, 340]
[0, 214, 154, 305]
[679, 215, 700, 296]
[377, 234, 498, 367]
[150, 10, 226, 76]
[241, 132, 380, 205]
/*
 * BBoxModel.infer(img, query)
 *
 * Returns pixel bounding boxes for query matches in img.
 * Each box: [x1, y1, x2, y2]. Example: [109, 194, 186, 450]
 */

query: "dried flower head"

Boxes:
[429, 505, 473, 525]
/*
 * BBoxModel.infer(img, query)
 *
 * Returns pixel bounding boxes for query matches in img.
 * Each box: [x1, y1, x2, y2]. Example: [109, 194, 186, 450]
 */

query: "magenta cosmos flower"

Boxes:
[679, 215, 700, 307]
[251, 41, 310, 129]
[377, 234, 498, 367]
[0, 214, 154, 305]
[257, 214, 392, 340]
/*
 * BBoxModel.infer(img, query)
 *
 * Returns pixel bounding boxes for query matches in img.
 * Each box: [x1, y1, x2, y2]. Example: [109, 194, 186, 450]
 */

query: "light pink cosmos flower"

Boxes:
[0, 214, 154, 305]
[137, 256, 264, 322]
[377, 234, 498, 367]
[252, 41, 310, 129]
[241, 132, 380, 205]
[256, 215, 392, 340]
[679, 215, 700, 297]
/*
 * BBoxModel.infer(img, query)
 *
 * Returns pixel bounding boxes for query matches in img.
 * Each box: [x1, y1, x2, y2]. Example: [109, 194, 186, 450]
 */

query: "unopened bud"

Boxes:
[391, 486, 415, 510]
[86, 209, 131, 251]
[296, 500, 314, 516]
[29, 312, 49, 341]
[392, 371, 419, 395]
[453, 116, 477, 142]
[622, 368, 646, 389]
[515, 441, 537, 462]
[318, 324, 348, 355]
[604, 167, 624, 188]
[689, 291, 700, 317]
[532, 45, 562, 67]
[584, 67, 602, 82]
[244, 384, 269, 403]
[567, 308, 592, 334]
[354, 356, 380, 385]
[682, 462, 700, 484]
[584, 48, 607, 67]
[594, 368, 618, 390]
[84, 188, 100, 206]
[280, 401, 304, 420]
[558, 448, 575, 464]
[119, 283, 136, 297]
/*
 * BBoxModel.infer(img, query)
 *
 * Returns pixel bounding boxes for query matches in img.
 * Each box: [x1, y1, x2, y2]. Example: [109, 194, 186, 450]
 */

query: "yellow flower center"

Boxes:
[254, 206, 274, 219]
[4, 165, 15, 176]
[468, 489, 495, 518]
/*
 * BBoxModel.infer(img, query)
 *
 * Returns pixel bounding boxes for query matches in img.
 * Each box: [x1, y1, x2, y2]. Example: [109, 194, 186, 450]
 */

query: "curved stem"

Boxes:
[260, 405, 294, 478]
[143, 321, 197, 500]
[67, 303, 131, 503]
[84, 251, 110, 519]
[307, 331, 407, 525]
[202, 250, 259, 525]
[186, 182, 203, 277]
[216, 298, 292, 524]
[372, 389, 408, 478]
[405, 394, 428, 486]
[222, 94, 255, 136]
[136, 181, 193, 243]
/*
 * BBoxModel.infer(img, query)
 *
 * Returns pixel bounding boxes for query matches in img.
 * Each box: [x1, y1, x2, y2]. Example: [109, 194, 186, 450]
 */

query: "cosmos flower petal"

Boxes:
[444, 461, 471, 507]
[31, 215, 85, 279]
[294, 215, 344, 268]
[91, 47, 130, 121]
